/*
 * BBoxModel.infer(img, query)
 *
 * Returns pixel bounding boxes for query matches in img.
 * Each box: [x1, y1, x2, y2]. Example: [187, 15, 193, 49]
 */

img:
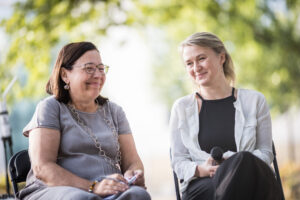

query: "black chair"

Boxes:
[8, 149, 31, 197]
[171, 142, 285, 200]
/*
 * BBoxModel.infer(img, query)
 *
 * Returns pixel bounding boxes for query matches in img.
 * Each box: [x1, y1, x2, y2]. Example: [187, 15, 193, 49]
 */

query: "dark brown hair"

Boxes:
[46, 42, 108, 105]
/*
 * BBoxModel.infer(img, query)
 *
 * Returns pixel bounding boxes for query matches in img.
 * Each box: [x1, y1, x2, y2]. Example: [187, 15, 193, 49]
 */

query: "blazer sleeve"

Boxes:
[253, 94, 274, 165]
[169, 102, 197, 182]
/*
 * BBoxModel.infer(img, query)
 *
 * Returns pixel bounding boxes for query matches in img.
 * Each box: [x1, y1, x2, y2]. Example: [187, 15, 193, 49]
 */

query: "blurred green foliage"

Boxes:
[1, 0, 300, 115]
[0, 0, 134, 103]
[134, 0, 300, 114]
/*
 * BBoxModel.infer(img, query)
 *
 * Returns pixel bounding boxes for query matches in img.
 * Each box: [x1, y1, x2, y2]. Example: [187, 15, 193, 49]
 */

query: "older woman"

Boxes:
[169, 32, 280, 200]
[18, 42, 151, 200]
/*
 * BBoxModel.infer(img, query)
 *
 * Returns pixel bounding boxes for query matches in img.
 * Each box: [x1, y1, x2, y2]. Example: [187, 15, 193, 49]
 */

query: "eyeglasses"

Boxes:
[74, 63, 109, 75]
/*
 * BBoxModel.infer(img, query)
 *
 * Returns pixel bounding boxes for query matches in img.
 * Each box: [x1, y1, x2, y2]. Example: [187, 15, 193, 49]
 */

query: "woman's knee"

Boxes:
[183, 178, 214, 200]
[234, 151, 257, 163]
[118, 186, 151, 200]
[33, 186, 102, 200]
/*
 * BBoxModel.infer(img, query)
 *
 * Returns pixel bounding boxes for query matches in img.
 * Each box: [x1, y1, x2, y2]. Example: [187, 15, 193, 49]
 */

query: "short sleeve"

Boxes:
[23, 96, 61, 137]
[109, 102, 132, 135]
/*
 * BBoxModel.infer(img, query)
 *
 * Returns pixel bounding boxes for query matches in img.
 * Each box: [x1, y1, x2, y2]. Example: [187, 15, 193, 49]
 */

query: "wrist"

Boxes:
[88, 176, 106, 193]
[194, 165, 200, 177]
[88, 180, 99, 193]
[195, 165, 208, 177]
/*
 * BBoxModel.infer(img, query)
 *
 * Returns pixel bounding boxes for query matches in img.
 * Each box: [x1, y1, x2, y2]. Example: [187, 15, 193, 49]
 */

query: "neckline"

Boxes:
[66, 103, 102, 115]
[199, 95, 234, 103]
[196, 87, 235, 102]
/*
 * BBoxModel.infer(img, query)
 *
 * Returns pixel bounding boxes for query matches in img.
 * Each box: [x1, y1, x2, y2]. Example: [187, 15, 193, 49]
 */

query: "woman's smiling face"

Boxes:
[182, 45, 225, 87]
[62, 50, 106, 102]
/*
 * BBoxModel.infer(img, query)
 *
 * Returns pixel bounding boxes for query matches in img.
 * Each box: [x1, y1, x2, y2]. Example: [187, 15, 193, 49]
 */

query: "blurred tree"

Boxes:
[133, 0, 300, 115]
[0, 0, 135, 102]
[2, 0, 299, 114]
[1, 0, 300, 161]
[133, 0, 300, 164]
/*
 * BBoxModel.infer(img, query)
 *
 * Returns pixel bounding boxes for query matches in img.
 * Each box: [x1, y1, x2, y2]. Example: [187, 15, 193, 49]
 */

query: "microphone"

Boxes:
[210, 147, 224, 166]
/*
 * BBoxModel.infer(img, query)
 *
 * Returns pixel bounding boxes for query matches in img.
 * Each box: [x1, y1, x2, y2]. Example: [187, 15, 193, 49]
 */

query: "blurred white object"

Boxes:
[0, 76, 17, 138]
[0, 101, 11, 138]
[0, 76, 17, 195]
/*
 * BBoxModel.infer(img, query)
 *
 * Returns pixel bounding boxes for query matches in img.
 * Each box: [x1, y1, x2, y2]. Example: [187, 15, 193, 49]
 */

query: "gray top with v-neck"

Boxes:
[21, 96, 132, 197]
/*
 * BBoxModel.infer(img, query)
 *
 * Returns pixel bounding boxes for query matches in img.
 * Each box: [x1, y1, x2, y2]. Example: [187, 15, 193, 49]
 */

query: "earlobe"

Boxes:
[220, 53, 226, 66]
[60, 68, 69, 84]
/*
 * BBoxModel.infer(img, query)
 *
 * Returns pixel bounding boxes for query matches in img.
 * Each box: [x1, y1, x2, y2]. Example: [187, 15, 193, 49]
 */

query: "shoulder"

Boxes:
[105, 101, 131, 133]
[37, 96, 62, 110]
[105, 100, 127, 118]
[172, 93, 195, 110]
[237, 88, 266, 101]
[237, 88, 268, 111]
[106, 100, 123, 112]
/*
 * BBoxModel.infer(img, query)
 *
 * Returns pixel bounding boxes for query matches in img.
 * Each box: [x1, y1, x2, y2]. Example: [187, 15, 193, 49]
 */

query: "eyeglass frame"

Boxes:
[71, 62, 109, 75]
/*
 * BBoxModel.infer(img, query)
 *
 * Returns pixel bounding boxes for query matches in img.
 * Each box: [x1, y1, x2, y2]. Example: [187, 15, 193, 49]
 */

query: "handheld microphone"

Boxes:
[210, 147, 224, 166]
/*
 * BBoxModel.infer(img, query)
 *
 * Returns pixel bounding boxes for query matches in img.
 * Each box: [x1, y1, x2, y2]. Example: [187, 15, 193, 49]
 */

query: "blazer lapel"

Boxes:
[184, 93, 210, 159]
[233, 90, 245, 151]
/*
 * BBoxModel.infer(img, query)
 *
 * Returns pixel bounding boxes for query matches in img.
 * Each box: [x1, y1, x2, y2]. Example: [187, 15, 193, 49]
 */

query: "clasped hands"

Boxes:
[93, 169, 145, 197]
[195, 157, 225, 178]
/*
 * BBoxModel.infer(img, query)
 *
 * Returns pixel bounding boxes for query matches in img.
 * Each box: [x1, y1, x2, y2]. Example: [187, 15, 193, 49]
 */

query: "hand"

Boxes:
[124, 169, 146, 189]
[93, 173, 129, 197]
[196, 157, 219, 178]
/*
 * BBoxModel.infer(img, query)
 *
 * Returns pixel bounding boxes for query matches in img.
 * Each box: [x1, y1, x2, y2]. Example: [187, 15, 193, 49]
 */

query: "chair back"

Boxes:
[272, 142, 285, 200]
[172, 170, 181, 200]
[8, 149, 31, 196]
[171, 142, 285, 200]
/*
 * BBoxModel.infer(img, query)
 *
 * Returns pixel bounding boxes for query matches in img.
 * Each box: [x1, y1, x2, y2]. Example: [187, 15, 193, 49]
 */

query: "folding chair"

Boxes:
[272, 142, 285, 200]
[8, 149, 31, 197]
[171, 142, 285, 200]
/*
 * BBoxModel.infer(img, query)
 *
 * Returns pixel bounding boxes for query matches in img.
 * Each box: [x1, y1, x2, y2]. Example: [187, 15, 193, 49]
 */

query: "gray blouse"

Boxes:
[22, 96, 131, 190]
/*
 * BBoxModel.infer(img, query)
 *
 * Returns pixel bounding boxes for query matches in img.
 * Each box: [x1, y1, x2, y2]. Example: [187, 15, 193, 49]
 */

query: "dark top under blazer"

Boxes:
[197, 88, 237, 153]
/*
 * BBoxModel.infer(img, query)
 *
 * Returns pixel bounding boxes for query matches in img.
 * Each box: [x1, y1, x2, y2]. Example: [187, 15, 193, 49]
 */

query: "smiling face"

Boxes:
[61, 50, 106, 103]
[182, 45, 225, 87]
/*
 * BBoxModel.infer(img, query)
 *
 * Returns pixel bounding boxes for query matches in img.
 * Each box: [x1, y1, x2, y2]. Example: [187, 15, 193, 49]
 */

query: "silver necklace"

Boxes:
[67, 102, 121, 171]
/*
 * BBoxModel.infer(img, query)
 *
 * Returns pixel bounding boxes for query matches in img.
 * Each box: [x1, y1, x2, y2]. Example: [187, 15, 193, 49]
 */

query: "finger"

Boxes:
[112, 173, 127, 183]
[134, 169, 143, 176]
[101, 178, 126, 188]
[95, 183, 118, 196]
[103, 178, 126, 188]
[134, 174, 143, 183]
[106, 179, 128, 188]
[105, 177, 120, 183]
[106, 174, 127, 184]
[124, 170, 135, 178]
[208, 157, 214, 161]
[133, 169, 144, 178]
[210, 166, 218, 171]
[134, 175, 146, 186]
[103, 181, 128, 192]
[103, 184, 122, 192]
[103, 189, 119, 195]
[109, 184, 128, 192]
[124, 172, 134, 183]
[208, 156, 214, 161]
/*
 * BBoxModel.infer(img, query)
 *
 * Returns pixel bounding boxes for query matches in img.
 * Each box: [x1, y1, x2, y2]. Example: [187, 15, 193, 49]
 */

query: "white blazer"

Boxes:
[169, 88, 274, 192]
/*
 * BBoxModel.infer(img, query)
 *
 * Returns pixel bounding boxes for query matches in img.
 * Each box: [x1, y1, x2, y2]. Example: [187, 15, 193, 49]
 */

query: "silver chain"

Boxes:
[67, 102, 122, 171]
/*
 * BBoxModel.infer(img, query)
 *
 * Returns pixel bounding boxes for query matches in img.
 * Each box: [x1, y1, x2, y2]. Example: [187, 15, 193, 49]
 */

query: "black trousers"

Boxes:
[182, 152, 281, 200]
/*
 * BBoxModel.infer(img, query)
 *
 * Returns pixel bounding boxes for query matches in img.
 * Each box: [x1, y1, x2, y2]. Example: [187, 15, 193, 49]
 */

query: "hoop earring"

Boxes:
[64, 83, 70, 90]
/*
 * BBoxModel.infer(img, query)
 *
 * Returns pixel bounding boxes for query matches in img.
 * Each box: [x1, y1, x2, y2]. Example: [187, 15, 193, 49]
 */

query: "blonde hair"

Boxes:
[180, 32, 235, 85]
